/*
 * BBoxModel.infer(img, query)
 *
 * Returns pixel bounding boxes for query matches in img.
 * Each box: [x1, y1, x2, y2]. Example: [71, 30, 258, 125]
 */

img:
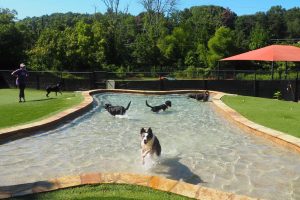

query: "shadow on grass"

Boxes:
[26, 98, 55, 102]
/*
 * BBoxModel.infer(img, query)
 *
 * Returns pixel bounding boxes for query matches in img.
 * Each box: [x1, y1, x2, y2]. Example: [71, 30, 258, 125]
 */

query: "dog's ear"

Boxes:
[147, 127, 152, 134]
[140, 128, 146, 135]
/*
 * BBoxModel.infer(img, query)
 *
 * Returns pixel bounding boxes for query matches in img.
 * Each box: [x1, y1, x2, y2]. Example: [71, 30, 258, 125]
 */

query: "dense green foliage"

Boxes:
[222, 95, 300, 138]
[12, 184, 192, 200]
[0, 89, 83, 128]
[1, 5, 300, 73]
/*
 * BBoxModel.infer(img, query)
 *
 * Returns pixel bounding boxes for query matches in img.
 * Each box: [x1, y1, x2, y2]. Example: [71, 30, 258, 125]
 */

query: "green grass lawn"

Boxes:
[222, 95, 300, 138]
[12, 184, 192, 200]
[0, 89, 83, 129]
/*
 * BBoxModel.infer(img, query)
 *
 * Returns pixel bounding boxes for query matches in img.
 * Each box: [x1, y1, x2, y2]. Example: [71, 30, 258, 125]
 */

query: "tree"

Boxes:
[285, 8, 300, 38]
[157, 27, 189, 68]
[208, 26, 236, 69]
[267, 6, 287, 39]
[249, 24, 269, 50]
[27, 28, 64, 70]
[0, 8, 24, 69]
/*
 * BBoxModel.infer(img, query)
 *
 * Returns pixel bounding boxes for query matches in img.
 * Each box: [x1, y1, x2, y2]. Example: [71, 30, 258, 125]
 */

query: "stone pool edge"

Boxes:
[0, 172, 257, 200]
[211, 92, 300, 153]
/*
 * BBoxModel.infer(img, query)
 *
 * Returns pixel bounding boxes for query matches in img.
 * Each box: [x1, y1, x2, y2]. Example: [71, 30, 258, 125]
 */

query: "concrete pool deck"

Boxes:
[0, 89, 299, 199]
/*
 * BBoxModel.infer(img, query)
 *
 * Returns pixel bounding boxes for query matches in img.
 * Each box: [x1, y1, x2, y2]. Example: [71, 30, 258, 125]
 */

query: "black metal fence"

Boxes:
[1, 69, 299, 101]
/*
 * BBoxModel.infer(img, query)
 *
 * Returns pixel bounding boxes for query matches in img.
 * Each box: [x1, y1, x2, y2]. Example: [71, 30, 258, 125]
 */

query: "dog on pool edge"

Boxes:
[146, 100, 171, 113]
[140, 127, 161, 165]
[104, 101, 131, 116]
[46, 83, 62, 97]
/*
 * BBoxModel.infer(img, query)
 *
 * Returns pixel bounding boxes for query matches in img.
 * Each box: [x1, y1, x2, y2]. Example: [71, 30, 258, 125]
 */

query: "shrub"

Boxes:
[273, 91, 282, 100]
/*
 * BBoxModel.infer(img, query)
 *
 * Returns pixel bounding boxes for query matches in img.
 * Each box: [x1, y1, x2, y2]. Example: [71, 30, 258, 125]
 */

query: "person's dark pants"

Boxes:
[19, 83, 26, 101]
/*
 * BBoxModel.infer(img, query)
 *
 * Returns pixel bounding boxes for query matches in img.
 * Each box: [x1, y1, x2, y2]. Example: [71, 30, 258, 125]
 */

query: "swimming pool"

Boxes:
[0, 93, 299, 200]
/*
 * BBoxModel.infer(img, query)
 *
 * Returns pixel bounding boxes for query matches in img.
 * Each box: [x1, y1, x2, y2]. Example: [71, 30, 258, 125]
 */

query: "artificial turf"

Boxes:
[0, 89, 83, 129]
[222, 95, 300, 138]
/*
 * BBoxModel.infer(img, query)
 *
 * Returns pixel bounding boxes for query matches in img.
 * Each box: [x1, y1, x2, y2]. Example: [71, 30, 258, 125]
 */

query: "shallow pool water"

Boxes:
[0, 93, 299, 200]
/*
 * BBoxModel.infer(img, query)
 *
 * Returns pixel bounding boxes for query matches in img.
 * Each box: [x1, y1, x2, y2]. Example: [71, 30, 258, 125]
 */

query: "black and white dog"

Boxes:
[104, 101, 131, 116]
[145, 100, 172, 113]
[140, 127, 161, 165]
[46, 83, 62, 97]
[188, 90, 210, 102]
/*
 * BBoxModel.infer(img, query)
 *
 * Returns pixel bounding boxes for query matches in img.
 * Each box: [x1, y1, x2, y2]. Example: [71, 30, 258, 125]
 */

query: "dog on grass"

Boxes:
[145, 100, 171, 113]
[140, 127, 161, 165]
[104, 101, 131, 116]
[46, 83, 62, 97]
[188, 90, 210, 102]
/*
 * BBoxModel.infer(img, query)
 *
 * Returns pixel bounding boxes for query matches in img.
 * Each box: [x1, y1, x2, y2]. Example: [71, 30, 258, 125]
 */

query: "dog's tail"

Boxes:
[125, 101, 131, 110]
[145, 100, 153, 108]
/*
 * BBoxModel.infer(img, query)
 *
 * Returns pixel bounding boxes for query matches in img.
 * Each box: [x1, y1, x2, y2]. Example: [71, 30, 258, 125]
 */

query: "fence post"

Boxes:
[36, 74, 40, 90]
[89, 71, 96, 89]
[204, 79, 208, 90]
[294, 71, 299, 102]
[254, 70, 258, 97]
[217, 62, 220, 80]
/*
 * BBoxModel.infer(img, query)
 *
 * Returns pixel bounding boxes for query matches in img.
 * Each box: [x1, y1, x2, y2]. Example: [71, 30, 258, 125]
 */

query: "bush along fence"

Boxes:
[0, 69, 299, 102]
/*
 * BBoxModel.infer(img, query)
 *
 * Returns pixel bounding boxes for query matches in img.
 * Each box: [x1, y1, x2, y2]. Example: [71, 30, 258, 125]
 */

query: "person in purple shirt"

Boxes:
[11, 63, 29, 102]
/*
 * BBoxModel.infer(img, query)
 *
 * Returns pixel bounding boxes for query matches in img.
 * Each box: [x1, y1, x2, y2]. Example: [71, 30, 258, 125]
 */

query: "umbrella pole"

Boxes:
[285, 61, 287, 80]
[271, 61, 274, 80]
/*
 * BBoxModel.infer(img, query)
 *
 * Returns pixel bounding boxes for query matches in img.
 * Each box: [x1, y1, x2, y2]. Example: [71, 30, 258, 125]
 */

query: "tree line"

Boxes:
[1, 3, 300, 74]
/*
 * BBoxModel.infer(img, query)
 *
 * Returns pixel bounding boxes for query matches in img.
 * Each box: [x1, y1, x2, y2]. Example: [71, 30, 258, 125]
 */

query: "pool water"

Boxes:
[0, 93, 299, 200]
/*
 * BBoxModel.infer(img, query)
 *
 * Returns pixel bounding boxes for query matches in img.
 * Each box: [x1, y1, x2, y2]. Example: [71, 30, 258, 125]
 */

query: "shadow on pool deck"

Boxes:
[152, 157, 205, 185]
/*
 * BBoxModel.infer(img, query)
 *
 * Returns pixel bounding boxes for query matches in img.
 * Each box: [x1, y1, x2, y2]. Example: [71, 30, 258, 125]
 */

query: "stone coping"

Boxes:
[0, 172, 258, 200]
[211, 92, 300, 153]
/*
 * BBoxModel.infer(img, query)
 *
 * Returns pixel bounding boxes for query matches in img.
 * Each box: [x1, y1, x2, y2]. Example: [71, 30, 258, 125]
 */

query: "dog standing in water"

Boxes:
[145, 100, 172, 113]
[140, 127, 161, 165]
[104, 101, 131, 116]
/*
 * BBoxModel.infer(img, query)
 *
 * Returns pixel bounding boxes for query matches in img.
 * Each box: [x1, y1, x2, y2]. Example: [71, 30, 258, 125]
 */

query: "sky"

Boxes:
[0, 0, 299, 20]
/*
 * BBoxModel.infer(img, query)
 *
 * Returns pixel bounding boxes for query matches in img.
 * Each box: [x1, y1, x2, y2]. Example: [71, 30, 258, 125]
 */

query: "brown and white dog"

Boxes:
[140, 127, 161, 165]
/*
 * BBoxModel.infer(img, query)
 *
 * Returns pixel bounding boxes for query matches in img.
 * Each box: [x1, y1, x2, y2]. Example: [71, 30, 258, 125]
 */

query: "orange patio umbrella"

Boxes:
[221, 44, 300, 62]
[221, 44, 300, 79]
